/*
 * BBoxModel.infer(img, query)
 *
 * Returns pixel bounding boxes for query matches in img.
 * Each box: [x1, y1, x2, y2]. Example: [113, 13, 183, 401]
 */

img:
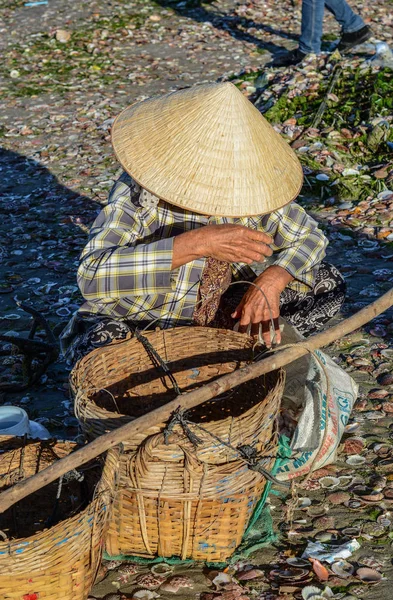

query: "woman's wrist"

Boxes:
[172, 228, 208, 269]
[257, 265, 294, 292]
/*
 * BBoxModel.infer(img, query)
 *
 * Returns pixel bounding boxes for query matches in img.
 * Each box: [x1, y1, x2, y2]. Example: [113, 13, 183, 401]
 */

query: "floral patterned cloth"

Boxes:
[193, 257, 232, 326]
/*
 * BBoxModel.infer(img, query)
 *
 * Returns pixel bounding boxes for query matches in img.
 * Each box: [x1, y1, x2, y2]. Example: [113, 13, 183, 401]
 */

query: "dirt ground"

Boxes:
[1, 1, 393, 599]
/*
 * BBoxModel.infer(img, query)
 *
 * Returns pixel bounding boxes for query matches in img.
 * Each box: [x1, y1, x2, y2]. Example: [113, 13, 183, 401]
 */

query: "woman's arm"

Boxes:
[78, 177, 274, 301]
[172, 223, 274, 269]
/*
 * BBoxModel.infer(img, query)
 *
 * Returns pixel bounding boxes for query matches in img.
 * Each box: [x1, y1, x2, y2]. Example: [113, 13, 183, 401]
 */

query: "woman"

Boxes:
[61, 82, 345, 364]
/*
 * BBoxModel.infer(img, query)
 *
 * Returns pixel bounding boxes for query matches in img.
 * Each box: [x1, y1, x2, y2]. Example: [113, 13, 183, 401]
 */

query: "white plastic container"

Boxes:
[0, 406, 30, 436]
[0, 406, 51, 439]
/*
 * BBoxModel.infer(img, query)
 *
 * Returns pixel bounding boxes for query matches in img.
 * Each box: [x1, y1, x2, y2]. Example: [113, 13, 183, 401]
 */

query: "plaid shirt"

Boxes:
[76, 172, 327, 328]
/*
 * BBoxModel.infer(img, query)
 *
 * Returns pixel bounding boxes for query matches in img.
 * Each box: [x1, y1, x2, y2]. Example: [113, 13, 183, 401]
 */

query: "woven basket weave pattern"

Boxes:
[106, 432, 270, 561]
[0, 438, 118, 600]
[71, 327, 284, 561]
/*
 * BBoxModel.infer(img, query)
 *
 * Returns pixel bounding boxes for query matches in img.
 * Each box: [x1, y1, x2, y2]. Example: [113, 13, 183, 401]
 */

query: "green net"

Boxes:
[103, 436, 291, 566]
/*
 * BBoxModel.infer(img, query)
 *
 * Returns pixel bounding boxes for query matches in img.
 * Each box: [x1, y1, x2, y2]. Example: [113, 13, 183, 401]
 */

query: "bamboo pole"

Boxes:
[0, 288, 393, 513]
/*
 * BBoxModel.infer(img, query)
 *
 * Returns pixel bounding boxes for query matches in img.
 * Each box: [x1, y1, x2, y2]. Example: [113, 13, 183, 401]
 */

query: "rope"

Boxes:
[134, 329, 182, 396]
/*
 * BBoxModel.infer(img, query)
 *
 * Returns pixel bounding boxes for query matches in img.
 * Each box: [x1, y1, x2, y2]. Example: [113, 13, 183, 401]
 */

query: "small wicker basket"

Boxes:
[71, 327, 285, 561]
[0, 437, 118, 600]
[106, 431, 269, 561]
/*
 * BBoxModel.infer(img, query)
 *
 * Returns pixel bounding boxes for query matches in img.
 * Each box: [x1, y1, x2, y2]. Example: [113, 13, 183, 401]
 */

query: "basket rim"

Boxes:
[71, 326, 285, 425]
[0, 439, 113, 550]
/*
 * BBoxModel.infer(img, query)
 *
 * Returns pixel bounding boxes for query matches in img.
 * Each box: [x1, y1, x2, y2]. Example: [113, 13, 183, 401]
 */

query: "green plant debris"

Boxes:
[263, 68, 393, 127]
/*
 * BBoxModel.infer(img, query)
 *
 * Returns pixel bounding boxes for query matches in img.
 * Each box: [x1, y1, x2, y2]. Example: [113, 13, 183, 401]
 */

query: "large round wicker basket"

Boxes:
[71, 326, 285, 561]
[0, 436, 118, 600]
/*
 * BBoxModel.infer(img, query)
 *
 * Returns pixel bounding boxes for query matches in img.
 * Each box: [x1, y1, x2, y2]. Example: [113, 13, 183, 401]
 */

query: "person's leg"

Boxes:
[280, 263, 346, 337]
[70, 318, 132, 364]
[299, 0, 326, 55]
[325, 0, 364, 33]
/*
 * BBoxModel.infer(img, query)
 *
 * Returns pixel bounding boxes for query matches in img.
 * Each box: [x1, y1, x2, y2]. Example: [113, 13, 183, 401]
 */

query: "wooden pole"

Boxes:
[0, 288, 392, 513]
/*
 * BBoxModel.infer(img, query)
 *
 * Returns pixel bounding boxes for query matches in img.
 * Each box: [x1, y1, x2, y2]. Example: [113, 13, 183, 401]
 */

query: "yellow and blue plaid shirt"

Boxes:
[76, 172, 327, 328]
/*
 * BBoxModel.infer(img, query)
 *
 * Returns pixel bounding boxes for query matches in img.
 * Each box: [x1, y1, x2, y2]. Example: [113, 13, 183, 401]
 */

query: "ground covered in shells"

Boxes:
[1, 0, 393, 599]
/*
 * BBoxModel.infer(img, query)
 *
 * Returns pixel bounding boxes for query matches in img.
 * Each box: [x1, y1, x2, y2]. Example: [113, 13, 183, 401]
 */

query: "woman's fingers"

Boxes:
[231, 299, 244, 319]
[237, 241, 273, 262]
[259, 317, 281, 347]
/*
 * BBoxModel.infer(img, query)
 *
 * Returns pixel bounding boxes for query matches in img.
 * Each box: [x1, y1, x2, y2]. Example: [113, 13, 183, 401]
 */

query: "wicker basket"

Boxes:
[106, 431, 270, 562]
[71, 327, 285, 560]
[0, 437, 118, 600]
[72, 327, 285, 461]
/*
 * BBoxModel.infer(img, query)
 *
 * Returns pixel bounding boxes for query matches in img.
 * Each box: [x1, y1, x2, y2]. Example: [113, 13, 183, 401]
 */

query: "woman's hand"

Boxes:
[172, 223, 273, 269]
[201, 223, 273, 264]
[231, 266, 294, 347]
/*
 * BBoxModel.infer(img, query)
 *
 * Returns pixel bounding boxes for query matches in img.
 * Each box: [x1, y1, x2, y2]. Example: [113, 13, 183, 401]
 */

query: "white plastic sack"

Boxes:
[275, 322, 358, 481]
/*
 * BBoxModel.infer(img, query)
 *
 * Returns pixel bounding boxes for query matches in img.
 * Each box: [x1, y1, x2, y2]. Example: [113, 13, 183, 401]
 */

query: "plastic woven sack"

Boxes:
[275, 323, 358, 481]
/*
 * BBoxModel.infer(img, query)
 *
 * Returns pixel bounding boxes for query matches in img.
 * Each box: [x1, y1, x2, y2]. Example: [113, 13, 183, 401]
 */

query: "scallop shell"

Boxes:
[212, 572, 233, 589]
[356, 567, 382, 582]
[269, 567, 310, 581]
[362, 522, 386, 537]
[331, 560, 355, 578]
[132, 592, 160, 600]
[150, 563, 174, 576]
[313, 516, 335, 530]
[377, 515, 391, 527]
[320, 477, 340, 490]
[308, 504, 328, 517]
[344, 499, 365, 509]
[310, 468, 332, 480]
[302, 586, 323, 600]
[135, 574, 166, 589]
[359, 492, 384, 503]
[368, 389, 389, 399]
[237, 568, 264, 581]
[287, 558, 311, 568]
[327, 491, 350, 505]
[338, 476, 354, 488]
[374, 444, 392, 457]
[342, 526, 361, 537]
[119, 564, 139, 575]
[383, 487, 393, 499]
[301, 478, 321, 491]
[160, 576, 193, 592]
[346, 455, 366, 466]
[343, 437, 365, 455]
[370, 475, 387, 491]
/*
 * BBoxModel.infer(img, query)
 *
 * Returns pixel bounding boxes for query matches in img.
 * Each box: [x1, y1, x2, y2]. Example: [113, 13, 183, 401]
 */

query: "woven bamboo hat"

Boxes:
[111, 82, 303, 217]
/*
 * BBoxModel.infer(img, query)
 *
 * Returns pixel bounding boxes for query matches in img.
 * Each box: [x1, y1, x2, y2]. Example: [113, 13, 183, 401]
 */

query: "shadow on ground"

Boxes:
[155, 0, 297, 57]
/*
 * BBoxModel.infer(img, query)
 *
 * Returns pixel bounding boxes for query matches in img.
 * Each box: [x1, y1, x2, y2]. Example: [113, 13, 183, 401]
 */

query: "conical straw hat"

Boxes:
[111, 82, 303, 217]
